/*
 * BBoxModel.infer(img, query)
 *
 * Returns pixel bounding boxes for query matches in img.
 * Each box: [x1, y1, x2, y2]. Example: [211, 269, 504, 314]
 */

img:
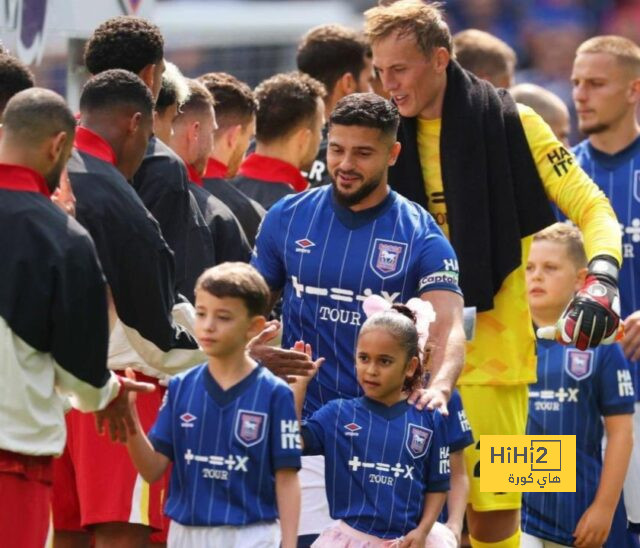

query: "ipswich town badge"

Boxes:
[235, 410, 267, 447]
[370, 238, 407, 279]
[405, 423, 433, 459]
[564, 349, 594, 381]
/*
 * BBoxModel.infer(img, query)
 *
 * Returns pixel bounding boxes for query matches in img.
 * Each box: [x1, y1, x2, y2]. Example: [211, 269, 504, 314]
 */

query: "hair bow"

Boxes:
[362, 294, 436, 352]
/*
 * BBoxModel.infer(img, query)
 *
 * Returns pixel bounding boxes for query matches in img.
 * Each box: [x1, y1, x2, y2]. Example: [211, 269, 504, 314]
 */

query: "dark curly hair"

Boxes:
[359, 303, 429, 393]
[0, 53, 35, 114]
[297, 24, 370, 94]
[84, 16, 164, 76]
[254, 71, 326, 144]
[80, 69, 154, 119]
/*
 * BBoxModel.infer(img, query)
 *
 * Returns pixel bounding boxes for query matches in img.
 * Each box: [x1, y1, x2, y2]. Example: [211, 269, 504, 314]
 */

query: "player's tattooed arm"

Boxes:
[408, 291, 465, 414]
[247, 318, 315, 383]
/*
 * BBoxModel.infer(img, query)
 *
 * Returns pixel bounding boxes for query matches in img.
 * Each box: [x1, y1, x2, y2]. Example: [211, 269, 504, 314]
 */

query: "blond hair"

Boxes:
[533, 223, 587, 269]
[576, 35, 640, 75]
[364, 0, 451, 56]
[453, 29, 516, 83]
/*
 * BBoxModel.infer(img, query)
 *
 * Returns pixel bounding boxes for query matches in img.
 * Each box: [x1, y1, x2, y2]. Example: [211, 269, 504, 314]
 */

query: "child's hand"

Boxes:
[289, 341, 324, 385]
[573, 503, 614, 547]
[398, 527, 427, 547]
[444, 521, 462, 546]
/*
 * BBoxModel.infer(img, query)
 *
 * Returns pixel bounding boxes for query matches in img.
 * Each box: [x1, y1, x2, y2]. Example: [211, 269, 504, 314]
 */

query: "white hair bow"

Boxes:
[362, 295, 436, 352]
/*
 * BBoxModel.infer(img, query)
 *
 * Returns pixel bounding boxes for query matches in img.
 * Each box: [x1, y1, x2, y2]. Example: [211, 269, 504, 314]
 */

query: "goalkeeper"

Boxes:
[364, 2, 622, 547]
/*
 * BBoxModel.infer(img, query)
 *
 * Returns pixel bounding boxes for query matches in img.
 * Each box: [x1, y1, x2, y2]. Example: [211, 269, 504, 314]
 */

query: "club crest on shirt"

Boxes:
[564, 349, 594, 381]
[405, 423, 433, 459]
[634, 170, 640, 203]
[235, 410, 267, 447]
[370, 238, 407, 279]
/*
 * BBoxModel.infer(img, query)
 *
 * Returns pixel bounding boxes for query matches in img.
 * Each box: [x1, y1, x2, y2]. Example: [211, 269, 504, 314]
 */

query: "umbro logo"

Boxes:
[344, 423, 362, 437]
[180, 412, 197, 428]
[295, 239, 315, 254]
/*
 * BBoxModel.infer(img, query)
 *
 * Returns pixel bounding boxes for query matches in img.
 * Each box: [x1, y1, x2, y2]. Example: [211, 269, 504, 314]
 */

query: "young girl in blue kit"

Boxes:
[292, 296, 456, 548]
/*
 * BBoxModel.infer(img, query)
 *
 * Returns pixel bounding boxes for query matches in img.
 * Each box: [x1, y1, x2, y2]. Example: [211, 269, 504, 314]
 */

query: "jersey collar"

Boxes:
[360, 396, 411, 420]
[0, 163, 51, 198]
[203, 364, 261, 407]
[186, 163, 203, 187]
[586, 134, 640, 170]
[204, 157, 228, 179]
[238, 153, 308, 193]
[74, 126, 117, 165]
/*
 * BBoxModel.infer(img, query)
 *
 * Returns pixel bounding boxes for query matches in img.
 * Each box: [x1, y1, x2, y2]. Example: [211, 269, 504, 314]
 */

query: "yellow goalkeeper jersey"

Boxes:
[417, 104, 621, 385]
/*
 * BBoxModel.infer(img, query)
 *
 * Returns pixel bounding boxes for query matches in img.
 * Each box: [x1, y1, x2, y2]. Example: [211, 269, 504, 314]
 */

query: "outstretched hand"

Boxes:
[94, 368, 155, 443]
[290, 340, 324, 384]
[248, 321, 315, 382]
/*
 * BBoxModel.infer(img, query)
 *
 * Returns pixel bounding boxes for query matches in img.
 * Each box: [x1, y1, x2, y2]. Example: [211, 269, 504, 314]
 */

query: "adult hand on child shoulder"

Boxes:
[573, 502, 613, 548]
[248, 320, 315, 382]
[408, 381, 450, 416]
[94, 368, 155, 443]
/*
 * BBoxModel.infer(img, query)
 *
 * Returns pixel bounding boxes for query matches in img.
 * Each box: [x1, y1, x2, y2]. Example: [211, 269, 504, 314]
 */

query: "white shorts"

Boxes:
[312, 520, 457, 548]
[299, 455, 336, 536]
[521, 531, 572, 547]
[167, 520, 280, 548]
[624, 402, 640, 523]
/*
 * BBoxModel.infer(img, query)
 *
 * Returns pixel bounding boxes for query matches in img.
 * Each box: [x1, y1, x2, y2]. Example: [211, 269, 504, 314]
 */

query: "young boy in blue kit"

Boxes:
[523, 223, 636, 547]
[123, 263, 302, 548]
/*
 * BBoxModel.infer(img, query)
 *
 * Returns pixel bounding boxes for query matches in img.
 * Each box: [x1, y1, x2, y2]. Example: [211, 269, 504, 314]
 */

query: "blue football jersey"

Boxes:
[438, 389, 474, 524]
[522, 339, 635, 546]
[148, 364, 302, 527]
[573, 137, 640, 399]
[301, 396, 450, 539]
[251, 186, 461, 417]
[445, 389, 474, 453]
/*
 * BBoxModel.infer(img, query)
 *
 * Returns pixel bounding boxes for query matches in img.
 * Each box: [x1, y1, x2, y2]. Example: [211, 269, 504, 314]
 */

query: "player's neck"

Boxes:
[530, 306, 563, 330]
[207, 351, 257, 391]
[367, 390, 407, 407]
[588, 118, 640, 155]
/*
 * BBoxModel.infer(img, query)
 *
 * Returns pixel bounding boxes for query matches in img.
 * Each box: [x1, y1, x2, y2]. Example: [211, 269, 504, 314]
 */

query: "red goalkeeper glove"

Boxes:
[538, 256, 621, 350]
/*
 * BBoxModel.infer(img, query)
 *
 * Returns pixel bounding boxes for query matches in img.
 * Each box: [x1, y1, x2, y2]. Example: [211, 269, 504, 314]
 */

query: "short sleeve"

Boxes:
[250, 201, 286, 290]
[444, 390, 474, 453]
[424, 409, 450, 492]
[269, 382, 302, 471]
[148, 380, 176, 460]
[596, 345, 636, 416]
[301, 401, 338, 456]
[416, 215, 462, 296]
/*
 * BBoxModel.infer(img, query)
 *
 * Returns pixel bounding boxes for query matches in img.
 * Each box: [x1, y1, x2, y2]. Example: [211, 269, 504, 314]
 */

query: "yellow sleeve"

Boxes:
[518, 104, 622, 265]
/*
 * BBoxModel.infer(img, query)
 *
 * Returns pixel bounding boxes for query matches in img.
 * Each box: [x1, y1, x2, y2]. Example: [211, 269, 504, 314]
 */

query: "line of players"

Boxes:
[0, 0, 639, 546]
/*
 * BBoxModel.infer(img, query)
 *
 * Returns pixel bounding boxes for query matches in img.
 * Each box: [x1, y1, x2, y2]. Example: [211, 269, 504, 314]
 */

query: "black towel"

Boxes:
[389, 60, 555, 312]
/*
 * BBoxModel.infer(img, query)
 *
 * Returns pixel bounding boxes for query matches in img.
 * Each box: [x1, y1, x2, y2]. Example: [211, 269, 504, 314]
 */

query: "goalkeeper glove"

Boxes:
[537, 255, 621, 350]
